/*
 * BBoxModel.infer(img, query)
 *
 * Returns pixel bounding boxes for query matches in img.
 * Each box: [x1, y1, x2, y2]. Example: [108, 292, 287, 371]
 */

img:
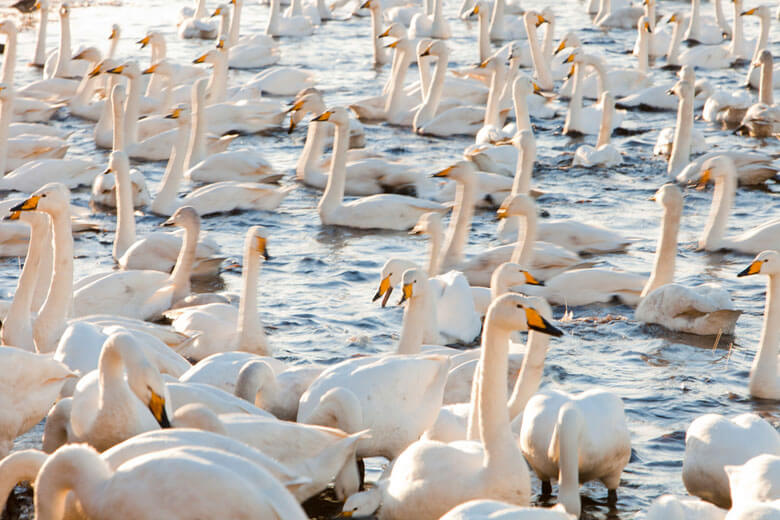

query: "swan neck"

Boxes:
[319, 119, 349, 216]
[596, 97, 613, 148]
[484, 64, 507, 127]
[370, 8, 387, 65]
[667, 86, 693, 176]
[151, 118, 188, 215]
[397, 287, 430, 355]
[478, 9, 490, 62]
[479, 319, 515, 468]
[168, 219, 197, 302]
[489, 0, 505, 40]
[667, 21, 684, 64]
[1, 29, 17, 86]
[729, 0, 744, 56]
[512, 86, 531, 133]
[641, 203, 681, 297]
[385, 46, 413, 123]
[511, 211, 537, 267]
[124, 74, 141, 146]
[208, 52, 229, 103]
[54, 12, 72, 78]
[555, 405, 584, 517]
[0, 451, 48, 508]
[564, 63, 584, 135]
[112, 165, 137, 262]
[759, 58, 773, 105]
[526, 20, 553, 90]
[185, 89, 207, 169]
[230, 0, 241, 46]
[415, 50, 448, 130]
[297, 120, 326, 180]
[34, 8, 48, 65]
[638, 26, 649, 74]
[0, 92, 12, 174]
[440, 176, 476, 272]
[542, 19, 556, 62]
[426, 221, 444, 276]
[700, 173, 735, 251]
[418, 54, 433, 101]
[507, 329, 551, 418]
[237, 244, 269, 354]
[751, 273, 780, 395]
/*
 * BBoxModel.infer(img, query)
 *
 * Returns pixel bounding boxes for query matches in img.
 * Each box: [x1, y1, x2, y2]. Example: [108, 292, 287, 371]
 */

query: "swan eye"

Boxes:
[516, 304, 523, 308]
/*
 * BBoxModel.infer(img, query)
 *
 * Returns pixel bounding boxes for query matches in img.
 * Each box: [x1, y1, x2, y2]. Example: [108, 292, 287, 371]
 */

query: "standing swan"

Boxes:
[737, 250, 780, 400]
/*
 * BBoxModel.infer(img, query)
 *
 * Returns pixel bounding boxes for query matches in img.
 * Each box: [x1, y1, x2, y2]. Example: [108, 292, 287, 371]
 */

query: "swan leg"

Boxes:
[607, 488, 618, 503]
[541, 480, 552, 496]
[357, 457, 366, 490]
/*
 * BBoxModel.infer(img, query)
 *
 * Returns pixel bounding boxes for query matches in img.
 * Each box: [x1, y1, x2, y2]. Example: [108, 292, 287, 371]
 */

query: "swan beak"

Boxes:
[536, 14, 547, 26]
[478, 58, 489, 68]
[409, 224, 425, 235]
[378, 27, 392, 38]
[72, 50, 86, 60]
[372, 276, 393, 307]
[33, 1, 41, 10]
[533, 82, 543, 95]
[5, 210, 21, 220]
[740, 8, 756, 15]
[88, 65, 102, 78]
[286, 100, 305, 113]
[106, 65, 124, 75]
[102, 167, 112, 176]
[555, 40, 566, 54]
[165, 107, 182, 119]
[109, 27, 119, 40]
[313, 110, 332, 122]
[160, 216, 176, 227]
[645, 22, 652, 33]
[669, 14, 678, 23]
[193, 53, 208, 64]
[698, 168, 712, 186]
[385, 39, 401, 49]
[496, 206, 509, 219]
[525, 307, 563, 337]
[360, 0, 371, 8]
[149, 392, 171, 428]
[257, 236, 270, 261]
[468, 4, 479, 16]
[738, 260, 762, 277]
[524, 271, 544, 286]
[137, 35, 151, 48]
[567, 64, 575, 78]
[420, 43, 434, 57]
[211, 6, 221, 16]
[143, 63, 158, 75]
[398, 283, 413, 305]
[10, 195, 40, 213]
[217, 39, 225, 50]
[564, 53, 575, 64]
[433, 165, 455, 177]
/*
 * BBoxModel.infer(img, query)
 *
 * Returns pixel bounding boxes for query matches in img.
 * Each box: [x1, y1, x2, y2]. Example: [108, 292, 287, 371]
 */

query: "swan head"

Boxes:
[488, 293, 563, 336]
[235, 359, 276, 406]
[59, 2, 70, 19]
[10, 183, 70, 216]
[418, 39, 447, 58]
[667, 79, 693, 100]
[385, 37, 413, 52]
[143, 59, 175, 77]
[697, 155, 737, 186]
[165, 104, 192, 124]
[211, 4, 230, 17]
[754, 49, 773, 69]
[667, 12, 684, 26]
[106, 61, 141, 78]
[496, 193, 536, 220]
[555, 32, 581, 55]
[463, 1, 487, 19]
[87, 58, 117, 78]
[638, 15, 652, 34]
[0, 20, 18, 36]
[109, 24, 120, 40]
[103, 151, 130, 179]
[378, 22, 406, 39]
[741, 5, 770, 19]
[398, 268, 427, 305]
[650, 182, 683, 207]
[246, 225, 270, 261]
[513, 75, 542, 98]
[523, 10, 549, 27]
[738, 250, 780, 277]
[511, 128, 536, 155]
[432, 161, 477, 184]
[161, 206, 201, 230]
[340, 488, 382, 518]
[360, 0, 379, 10]
[409, 211, 443, 237]
[374, 258, 417, 307]
[72, 46, 101, 63]
[137, 31, 162, 49]
[312, 106, 350, 127]
[492, 262, 544, 289]
[287, 91, 326, 131]
[193, 48, 219, 65]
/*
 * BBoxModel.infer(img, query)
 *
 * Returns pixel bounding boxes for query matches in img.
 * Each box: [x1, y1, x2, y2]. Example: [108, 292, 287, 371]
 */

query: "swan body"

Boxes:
[524, 267, 646, 306]
[682, 413, 780, 508]
[676, 151, 780, 186]
[179, 352, 287, 387]
[0, 158, 100, 193]
[186, 150, 278, 184]
[91, 167, 152, 208]
[298, 354, 451, 459]
[739, 50, 780, 138]
[703, 90, 752, 125]
[0, 346, 74, 458]
[725, 454, 780, 510]
[617, 80, 712, 111]
[564, 54, 626, 136]
[439, 500, 575, 519]
[178, 0, 218, 39]
[571, 91, 623, 167]
[646, 495, 727, 520]
[166, 381, 275, 417]
[267, 0, 315, 37]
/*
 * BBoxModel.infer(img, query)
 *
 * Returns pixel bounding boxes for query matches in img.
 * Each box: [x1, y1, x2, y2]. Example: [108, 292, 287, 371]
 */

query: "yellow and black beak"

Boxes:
[106, 65, 124, 75]
[420, 43, 434, 57]
[109, 27, 119, 40]
[193, 53, 208, 64]
[669, 13, 678, 22]
[698, 168, 712, 186]
[148, 391, 171, 428]
[555, 40, 566, 54]
[360, 0, 371, 8]
[496, 203, 510, 220]
[5, 210, 21, 221]
[737, 260, 762, 277]
[378, 26, 392, 38]
[432, 165, 455, 178]
[137, 35, 151, 48]
[102, 167, 113, 176]
[468, 4, 479, 16]
[312, 110, 332, 122]
[286, 99, 305, 113]
[10, 195, 40, 213]
[385, 39, 401, 49]
[478, 58, 490, 68]
[217, 39, 225, 50]
[88, 64, 102, 78]
[211, 6, 222, 16]
[372, 276, 393, 307]
[523, 271, 544, 286]
[565, 53, 575, 63]
[257, 236, 270, 261]
[524, 306, 563, 337]
[72, 50, 86, 60]
[337, 511, 355, 518]
[740, 7, 756, 15]
[567, 63, 575, 78]
[644, 21, 652, 33]
[536, 14, 547, 26]
[33, 1, 41, 10]
[143, 63, 158, 75]
[165, 107, 182, 119]
[533, 82, 542, 95]
[398, 282, 413, 305]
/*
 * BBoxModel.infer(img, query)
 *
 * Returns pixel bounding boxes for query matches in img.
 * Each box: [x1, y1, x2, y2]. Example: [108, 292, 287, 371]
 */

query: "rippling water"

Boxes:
[1, 0, 779, 518]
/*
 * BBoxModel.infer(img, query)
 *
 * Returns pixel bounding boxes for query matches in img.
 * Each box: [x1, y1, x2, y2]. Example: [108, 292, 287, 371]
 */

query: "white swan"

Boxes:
[488, 0, 532, 41]
[43, 3, 90, 80]
[737, 250, 780, 400]
[572, 91, 622, 167]
[683, 0, 725, 44]
[72, 206, 199, 320]
[703, 89, 752, 126]
[298, 353, 451, 459]
[409, 0, 450, 39]
[739, 50, 780, 138]
[314, 107, 448, 230]
[726, 454, 780, 510]
[617, 60, 713, 111]
[742, 7, 779, 88]
[636, 184, 741, 336]
[646, 495, 727, 520]
[0, 450, 49, 515]
[563, 52, 625, 136]
[164, 226, 273, 362]
[694, 156, 780, 253]
[520, 389, 631, 516]
[439, 499, 575, 519]
[354, 295, 563, 519]
[594, 0, 643, 29]
[67, 332, 171, 451]
[34, 443, 308, 519]
[267, 0, 315, 36]
[137, 32, 205, 95]
[178, 0, 218, 39]
[666, 12, 734, 69]
[0, 346, 74, 458]
[666, 77, 705, 176]
[211, 6, 281, 69]
[682, 413, 780, 508]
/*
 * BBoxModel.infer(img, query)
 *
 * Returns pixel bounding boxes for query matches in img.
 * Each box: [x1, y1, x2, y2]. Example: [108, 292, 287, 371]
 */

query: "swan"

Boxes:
[352, 295, 563, 520]
[742, 7, 779, 88]
[694, 156, 780, 254]
[636, 184, 741, 336]
[267, 0, 315, 36]
[683, 0, 725, 44]
[0, 450, 49, 515]
[739, 50, 780, 138]
[173, 404, 365, 501]
[631, 0, 673, 57]
[163, 226, 273, 362]
[703, 88, 752, 126]
[646, 495, 727, 520]
[179, 352, 287, 386]
[439, 500, 575, 519]
[409, 0, 451, 39]
[563, 52, 625, 136]
[487, 0, 532, 41]
[594, 0, 643, 29]
[361, 0, 391, 66]
[137, 32, 205, 95]
[149, 103, 292, 217]
[0, 346, 74, 458]
[617, 60, 713, 111]
[475, 56, 513, 145]
[726, 0, 752, 62]
[572, 91, 622, 167]
[34, 443, 308, 519]
[682, 413, 780, 508]
[737, 250, 780, 400]
[314, 107, 448, 230]
[69, 48, 118, 122]
[663, 78, 709, 173]
[520, 389, 631, 516]
[413, 41, 486, 136]
[72, 206, 200, 320]
[235, 67, 316, 98]
[725, 454, 780, 510]
[43, 3, 90, 80]
[288, 88, 365, 147]
[298, 353, 450, 460]
[67, 332, 171, 451]
[29, 0, 50, 68]
[178, 0, 218, 39]
[666, 12, 734, 69]
[210, 7, 281, 69]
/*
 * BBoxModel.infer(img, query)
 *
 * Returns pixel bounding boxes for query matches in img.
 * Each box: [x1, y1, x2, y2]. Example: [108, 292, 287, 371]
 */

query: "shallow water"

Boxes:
[0, 0, 779, 518]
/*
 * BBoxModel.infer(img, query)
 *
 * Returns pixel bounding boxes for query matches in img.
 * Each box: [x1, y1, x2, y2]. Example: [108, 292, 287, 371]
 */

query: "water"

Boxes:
[0, 0, 779, 518]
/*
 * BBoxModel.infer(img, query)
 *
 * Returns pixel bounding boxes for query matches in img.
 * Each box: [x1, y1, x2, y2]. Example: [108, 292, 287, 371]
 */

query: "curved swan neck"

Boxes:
[667, 84, 693, 176]
[34, 205, 73, 353]
[699, 172, 735, 250]
[759, 57, 774, 106]
[418, 52, 433, 101]
[751, 273, 780, 397]
[53, 11, 72, 78]
[151, 117, 188, 215]
[370, 7, 388, 65]
[319, 119, 349, 217]
[641, 201, 681, 297]
[430, 0, 446, 38]
[0, 450, 48, 508]
[479, 316, 515, 468]
[596, 95, 613, 148]
[385, 44, 414, 124]
[185, 88, 207, 169]
[507, 328, 551, 418]
[237, 240, 269, 354]
[229, 0, 242, 46]
[397, 285, 432, 354]
[1, 27, 17, 86]
[112, 163, 136, 262]
[414, 48, 448, 130]
[1, 213, 50, 351]
[168, 218, 197, 302]
[526, 19, 553, 90]
[34, 7, 48, 66]
[511, 211, 537, 267]
[440, 175, 476, 272]
[554, 404, 584, 517]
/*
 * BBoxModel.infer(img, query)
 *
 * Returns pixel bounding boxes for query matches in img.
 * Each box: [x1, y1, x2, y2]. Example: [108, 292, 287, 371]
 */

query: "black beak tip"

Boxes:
[736, 267, 752, 277]
[372, 290, 382, 302]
